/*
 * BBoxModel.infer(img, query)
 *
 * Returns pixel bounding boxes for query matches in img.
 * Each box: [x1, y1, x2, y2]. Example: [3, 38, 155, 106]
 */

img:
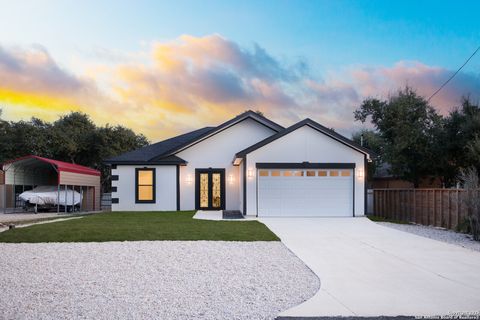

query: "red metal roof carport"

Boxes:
[1, 155, 101, 213]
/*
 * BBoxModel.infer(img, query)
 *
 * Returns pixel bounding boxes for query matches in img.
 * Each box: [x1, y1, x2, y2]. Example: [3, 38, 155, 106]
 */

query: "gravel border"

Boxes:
[0, 241, 319, 320]
[377, 222, 480, 252]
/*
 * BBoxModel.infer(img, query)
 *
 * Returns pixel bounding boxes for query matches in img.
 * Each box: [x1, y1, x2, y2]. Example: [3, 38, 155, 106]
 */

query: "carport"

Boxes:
[1, 155, 100, 213]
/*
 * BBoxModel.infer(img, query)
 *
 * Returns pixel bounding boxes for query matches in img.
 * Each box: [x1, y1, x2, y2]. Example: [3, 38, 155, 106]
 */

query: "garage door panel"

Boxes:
[258, 169, 353, 217]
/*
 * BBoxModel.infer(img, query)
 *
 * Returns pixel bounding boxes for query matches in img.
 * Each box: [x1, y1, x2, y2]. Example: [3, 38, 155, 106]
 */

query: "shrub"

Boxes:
[459, 167, 480, 240]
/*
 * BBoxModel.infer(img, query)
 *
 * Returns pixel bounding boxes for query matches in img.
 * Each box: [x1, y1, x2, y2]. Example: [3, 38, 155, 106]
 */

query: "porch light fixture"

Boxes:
[186, 174, 193, 185]
[247, 169, 254, 179]
[228, 174, 234, 184]
[356, 168, 364, 179]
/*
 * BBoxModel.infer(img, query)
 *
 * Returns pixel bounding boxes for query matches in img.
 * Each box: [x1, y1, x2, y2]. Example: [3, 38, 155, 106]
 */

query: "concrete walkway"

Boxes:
[260, 217, 480, 317]
[0, 211, 102, 225]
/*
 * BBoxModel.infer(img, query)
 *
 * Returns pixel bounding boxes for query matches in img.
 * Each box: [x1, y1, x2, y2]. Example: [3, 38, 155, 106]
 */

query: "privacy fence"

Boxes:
[372, 189, 474, 230]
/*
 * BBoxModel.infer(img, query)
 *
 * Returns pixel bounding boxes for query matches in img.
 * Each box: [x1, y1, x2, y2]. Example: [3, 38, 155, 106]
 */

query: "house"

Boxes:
[105, 111, 372, 217]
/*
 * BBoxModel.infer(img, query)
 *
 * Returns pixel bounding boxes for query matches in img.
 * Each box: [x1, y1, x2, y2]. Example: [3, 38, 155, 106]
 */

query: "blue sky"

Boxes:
[0, 0, 479, 139]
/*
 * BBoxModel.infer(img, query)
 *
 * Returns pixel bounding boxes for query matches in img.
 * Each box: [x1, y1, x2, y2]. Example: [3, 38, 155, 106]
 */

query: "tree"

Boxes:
[354, 86, 443, 187]
[0, 110, 149, 192]
[442, 97, 480, 182]
[459, 167, 480, 240]
[50, 112, 97, 164]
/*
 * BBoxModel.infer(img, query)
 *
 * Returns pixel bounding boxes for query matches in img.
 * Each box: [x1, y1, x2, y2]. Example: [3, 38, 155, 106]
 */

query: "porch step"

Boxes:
[222, 210, 244, 219]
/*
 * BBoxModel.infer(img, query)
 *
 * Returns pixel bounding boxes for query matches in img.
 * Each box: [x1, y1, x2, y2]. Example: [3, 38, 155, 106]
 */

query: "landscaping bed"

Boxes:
[377, 221, 480, 252]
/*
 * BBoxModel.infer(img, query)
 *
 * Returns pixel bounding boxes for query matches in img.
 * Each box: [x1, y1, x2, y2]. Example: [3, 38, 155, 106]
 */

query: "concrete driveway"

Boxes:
[260, 217, 480, 317]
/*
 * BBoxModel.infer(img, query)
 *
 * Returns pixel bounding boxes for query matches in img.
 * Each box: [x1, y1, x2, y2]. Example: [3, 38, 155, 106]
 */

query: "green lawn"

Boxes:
[0, 211, 279, 243]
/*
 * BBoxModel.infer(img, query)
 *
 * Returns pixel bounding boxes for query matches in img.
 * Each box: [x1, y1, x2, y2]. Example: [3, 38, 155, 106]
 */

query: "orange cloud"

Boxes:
[0, 37, 478, 142]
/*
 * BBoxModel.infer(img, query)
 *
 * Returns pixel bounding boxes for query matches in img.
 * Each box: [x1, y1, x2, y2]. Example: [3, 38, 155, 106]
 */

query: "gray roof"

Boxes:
[105, 110, 285, 165]
[105, 126, 214, 165]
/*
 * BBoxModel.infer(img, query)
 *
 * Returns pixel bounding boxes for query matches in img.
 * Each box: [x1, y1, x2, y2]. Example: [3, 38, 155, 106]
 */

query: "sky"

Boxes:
[0, 0, 479, 140]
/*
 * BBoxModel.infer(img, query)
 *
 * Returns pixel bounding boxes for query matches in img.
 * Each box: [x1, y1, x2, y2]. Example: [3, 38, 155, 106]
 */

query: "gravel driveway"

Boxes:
[0, 241, 319, 320]
[377, 222, 480, 252]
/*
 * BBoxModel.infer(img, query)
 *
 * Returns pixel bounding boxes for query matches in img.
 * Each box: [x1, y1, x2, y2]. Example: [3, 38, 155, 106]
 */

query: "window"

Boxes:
[259, 170, 269, 177]
[341, 170, 351, 177]
[283, 170, 292, 176]
[330, 170, 339, 177]
[136, 168, 155, 203]
[306, 170, 316, 177]
[293, 170, 304, 176]
[271, 170, 281, 177]
[318, 170, 327, 176]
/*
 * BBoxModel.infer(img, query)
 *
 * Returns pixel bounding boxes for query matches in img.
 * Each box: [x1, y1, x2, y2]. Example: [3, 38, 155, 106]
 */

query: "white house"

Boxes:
[105, 111, 372, 217]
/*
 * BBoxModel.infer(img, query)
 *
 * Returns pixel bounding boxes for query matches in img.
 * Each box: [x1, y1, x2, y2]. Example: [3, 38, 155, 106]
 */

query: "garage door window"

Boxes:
[341, 170, 351, 177]
[259, 170, 269, 177]
[293, 170, 303, 176]
[283, 171, 292, 176]
[318, 170, 327, 177]
[330, 170, 339, 177]
[271, 170, 280, 177]
[306, 170, 315, 177]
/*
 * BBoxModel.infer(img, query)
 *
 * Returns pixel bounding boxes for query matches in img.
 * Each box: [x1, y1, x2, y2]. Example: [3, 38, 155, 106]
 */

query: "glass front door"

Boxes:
[196, 169, 225, 210]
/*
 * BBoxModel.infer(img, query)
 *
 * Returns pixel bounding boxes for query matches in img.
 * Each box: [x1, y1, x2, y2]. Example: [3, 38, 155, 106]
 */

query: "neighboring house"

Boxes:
[105, 111, 372, 217]
[0, 170, 4, 185]
[370, 162, 442, 189]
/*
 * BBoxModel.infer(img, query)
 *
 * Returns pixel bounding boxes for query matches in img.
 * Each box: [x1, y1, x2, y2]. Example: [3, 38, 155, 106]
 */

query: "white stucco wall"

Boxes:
[177, 118, 276, 211]
[111, 165, 177, 211]
[245, 125, 367, 216]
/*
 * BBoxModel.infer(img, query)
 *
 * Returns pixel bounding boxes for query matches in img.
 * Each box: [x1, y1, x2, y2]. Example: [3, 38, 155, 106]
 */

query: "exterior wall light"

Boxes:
[228, 174, 234, 184]
[247, 169, 254, 179]
[356, 168, 364, 179]
[186, 174, 193, 185]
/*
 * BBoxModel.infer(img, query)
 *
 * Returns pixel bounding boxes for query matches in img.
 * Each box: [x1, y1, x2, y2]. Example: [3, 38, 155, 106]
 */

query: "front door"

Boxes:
[195, 168, 225, 210]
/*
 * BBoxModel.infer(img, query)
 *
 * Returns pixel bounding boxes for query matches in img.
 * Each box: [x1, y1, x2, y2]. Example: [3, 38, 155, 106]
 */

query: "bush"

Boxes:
[459, 167, 480, 240]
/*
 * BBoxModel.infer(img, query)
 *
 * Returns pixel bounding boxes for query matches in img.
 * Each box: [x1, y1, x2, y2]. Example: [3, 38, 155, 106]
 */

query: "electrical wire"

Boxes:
[427, 45, 480, 102]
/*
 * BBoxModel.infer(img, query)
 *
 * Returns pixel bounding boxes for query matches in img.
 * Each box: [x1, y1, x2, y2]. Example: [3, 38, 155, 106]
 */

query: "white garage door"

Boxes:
[257, 168, 353, 217]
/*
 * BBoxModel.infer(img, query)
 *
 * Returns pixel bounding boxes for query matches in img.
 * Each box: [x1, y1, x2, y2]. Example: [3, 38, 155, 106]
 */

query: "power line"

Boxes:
[427, 45, 480, 102]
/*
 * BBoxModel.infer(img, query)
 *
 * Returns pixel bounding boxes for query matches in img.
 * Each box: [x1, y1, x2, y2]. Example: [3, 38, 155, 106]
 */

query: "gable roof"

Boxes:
[235, 118, 374, 159]
[105, 110, 284, 165]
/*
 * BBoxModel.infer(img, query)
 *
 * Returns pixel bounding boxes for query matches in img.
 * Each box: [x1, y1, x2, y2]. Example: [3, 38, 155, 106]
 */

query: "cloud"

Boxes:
[0, 36, 479, 141]
[348, 61, 480, 114]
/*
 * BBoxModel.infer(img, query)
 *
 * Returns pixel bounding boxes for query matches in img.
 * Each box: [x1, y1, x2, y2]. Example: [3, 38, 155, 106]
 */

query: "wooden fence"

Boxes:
[373, 189, 473, 230]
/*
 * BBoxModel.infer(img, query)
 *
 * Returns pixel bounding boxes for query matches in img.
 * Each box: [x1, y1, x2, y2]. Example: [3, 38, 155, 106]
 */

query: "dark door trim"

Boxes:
[195, 168, 226, 210]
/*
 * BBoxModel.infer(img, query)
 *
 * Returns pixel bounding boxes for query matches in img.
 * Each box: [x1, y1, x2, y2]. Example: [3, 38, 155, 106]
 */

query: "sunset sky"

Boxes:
[0, 0, 479, 141]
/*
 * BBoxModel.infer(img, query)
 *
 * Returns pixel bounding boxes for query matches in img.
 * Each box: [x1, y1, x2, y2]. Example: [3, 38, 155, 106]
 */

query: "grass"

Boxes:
[0, 211, 280, 243]
[367, 215, 411, 224]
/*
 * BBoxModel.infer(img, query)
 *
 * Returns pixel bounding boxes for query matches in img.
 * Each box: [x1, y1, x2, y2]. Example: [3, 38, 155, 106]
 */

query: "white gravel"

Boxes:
[377, 222, 480, 252]
[0, 241, 319, 320]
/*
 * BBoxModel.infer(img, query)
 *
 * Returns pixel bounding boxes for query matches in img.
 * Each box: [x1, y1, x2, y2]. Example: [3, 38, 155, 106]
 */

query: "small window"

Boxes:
[293, 170, 303, 176]
[341, 170, 351, 177]
[330, 170, 339, 177]
[283, 171, 292, 176]
[318, 170, 327, 177]
[306, 170, 316, 177]
[271, 170, 281, 177]
[136, 168, 155, 203]
[259, 170, 269, 177]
